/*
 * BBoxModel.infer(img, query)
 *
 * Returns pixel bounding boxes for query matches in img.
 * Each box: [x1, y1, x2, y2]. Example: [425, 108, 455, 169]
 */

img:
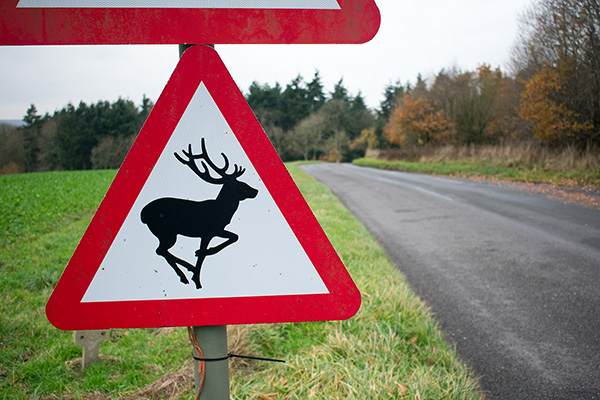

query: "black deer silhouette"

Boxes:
[140, 138, 258, 289]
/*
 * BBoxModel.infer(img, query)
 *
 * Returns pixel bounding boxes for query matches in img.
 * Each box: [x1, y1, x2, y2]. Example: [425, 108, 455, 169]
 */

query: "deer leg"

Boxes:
[157, 250, 189, 284]
[156, 238, 192, 284]
[205, 231, 239, 255]
[192, 238, 210, 289]
[172, 255, 195, 272]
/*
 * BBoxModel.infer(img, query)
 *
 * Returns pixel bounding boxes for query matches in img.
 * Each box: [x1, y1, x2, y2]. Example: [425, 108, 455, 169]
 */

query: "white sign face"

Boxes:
[81, 82, 329, 303]
[16, 0, 340, 8]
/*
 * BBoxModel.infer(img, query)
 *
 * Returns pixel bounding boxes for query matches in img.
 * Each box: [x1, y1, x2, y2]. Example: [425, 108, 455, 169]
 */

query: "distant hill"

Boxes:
[0, 120, 24, 127]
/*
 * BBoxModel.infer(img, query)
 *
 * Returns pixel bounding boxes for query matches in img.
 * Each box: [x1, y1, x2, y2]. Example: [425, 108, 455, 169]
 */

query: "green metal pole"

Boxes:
[192, 325, 229, 399]
[178, 43, 229, 399]
[179, 43, 214, 58]
[179, 43, 194, 58]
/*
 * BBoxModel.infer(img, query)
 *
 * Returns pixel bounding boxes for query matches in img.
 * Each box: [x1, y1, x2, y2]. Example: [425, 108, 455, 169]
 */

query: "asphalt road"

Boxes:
[301, 163, 600, 400]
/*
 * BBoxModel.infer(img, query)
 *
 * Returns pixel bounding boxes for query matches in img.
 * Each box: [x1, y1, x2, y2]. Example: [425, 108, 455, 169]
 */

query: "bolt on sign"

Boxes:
[0, 0, 380, 45]
[45, 45, 361, 330]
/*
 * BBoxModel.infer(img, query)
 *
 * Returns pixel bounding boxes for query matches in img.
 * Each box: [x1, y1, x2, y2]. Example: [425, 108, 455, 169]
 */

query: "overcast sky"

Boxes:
[0, 0, 532, 120]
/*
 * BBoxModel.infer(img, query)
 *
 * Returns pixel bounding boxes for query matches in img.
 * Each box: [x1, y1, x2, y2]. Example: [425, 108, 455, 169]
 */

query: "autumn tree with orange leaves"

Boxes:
[513, 0, 599, 146]
[384, 94, 455, 147]
[519, 68, 592, 145]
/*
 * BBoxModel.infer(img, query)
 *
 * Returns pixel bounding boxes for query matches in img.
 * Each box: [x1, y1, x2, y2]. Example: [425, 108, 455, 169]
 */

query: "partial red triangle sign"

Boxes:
[0, 0, 380, 45]
[46, 45, 360, 330]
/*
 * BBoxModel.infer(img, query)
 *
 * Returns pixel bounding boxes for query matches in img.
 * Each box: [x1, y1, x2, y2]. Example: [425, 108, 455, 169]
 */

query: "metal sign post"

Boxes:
[178, 44, 229, 400]
[191, 325, 229, 399]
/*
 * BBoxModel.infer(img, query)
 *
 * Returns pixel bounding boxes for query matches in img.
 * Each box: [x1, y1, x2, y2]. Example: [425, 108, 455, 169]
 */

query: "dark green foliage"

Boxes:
[52, 99, 142, 170]
[1, 97, 153, 174]
[0, 123, 25, 174]
[245, 72, 376, 162]
[280, 75, 313, 132]
[307, 70, 326, 111]
[21, 104, 44, 172]
[246, 81, 284, 129]
[3, 74, 378, 172]
[379, 81, 406, 120]
[4, 72, 380, 171]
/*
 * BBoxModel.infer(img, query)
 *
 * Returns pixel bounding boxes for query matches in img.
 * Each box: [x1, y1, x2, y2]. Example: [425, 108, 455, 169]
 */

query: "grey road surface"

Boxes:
[301, 163, 600, 400]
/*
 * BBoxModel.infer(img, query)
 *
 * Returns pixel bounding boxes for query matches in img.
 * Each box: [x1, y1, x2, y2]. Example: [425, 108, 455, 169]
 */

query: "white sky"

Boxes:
[0, 0, 532, 120]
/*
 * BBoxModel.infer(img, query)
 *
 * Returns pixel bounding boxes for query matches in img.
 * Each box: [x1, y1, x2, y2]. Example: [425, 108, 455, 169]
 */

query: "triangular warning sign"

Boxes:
[46, 45, 360, 330]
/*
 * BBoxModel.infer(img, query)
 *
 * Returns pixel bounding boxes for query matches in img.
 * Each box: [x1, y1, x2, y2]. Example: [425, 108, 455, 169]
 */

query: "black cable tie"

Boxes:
[229, 354, 286, 363]
[193, 354, 229, 362]
[193, 353, 285, 363]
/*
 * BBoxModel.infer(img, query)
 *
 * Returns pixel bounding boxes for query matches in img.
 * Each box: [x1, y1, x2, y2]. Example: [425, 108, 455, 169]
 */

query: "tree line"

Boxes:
[1, 0, 598, 174]
[0, 97, 153, 174]
[382, 0, 600, 150]
[246, 72, 375, 161]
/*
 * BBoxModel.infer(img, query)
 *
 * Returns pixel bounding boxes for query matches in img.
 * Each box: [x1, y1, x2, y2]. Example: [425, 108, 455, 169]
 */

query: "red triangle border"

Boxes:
[46, 45, 361, 330]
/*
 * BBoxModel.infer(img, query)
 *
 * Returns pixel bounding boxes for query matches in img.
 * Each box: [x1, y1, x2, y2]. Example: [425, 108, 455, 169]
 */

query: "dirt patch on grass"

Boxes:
[127, 366, 193, 400]
[41, 366, 194, 400]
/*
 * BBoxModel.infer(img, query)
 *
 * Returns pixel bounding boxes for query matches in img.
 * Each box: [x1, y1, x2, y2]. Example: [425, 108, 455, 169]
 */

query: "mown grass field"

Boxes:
[0, 165, 482, 399]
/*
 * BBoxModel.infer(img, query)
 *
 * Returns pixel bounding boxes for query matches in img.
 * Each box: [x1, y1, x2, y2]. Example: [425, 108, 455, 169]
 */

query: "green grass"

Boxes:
[0, 166, 482, 399]
[0, 170, 116, 247]
[229, 165, 481, 399]
[353, 155, 600, 186]
[0, 215, 193, 399]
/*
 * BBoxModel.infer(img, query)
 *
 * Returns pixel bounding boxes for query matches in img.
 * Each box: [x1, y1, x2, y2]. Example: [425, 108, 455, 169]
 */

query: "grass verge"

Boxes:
[0, 165, 482, 399]
[229, 164, 482, 399]
[354, 157, 600, 187]
[356, 144, 600, 187]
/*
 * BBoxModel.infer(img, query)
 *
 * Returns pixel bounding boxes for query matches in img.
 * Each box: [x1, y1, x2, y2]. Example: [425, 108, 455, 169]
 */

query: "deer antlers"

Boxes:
[174, 138, 246, 183]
